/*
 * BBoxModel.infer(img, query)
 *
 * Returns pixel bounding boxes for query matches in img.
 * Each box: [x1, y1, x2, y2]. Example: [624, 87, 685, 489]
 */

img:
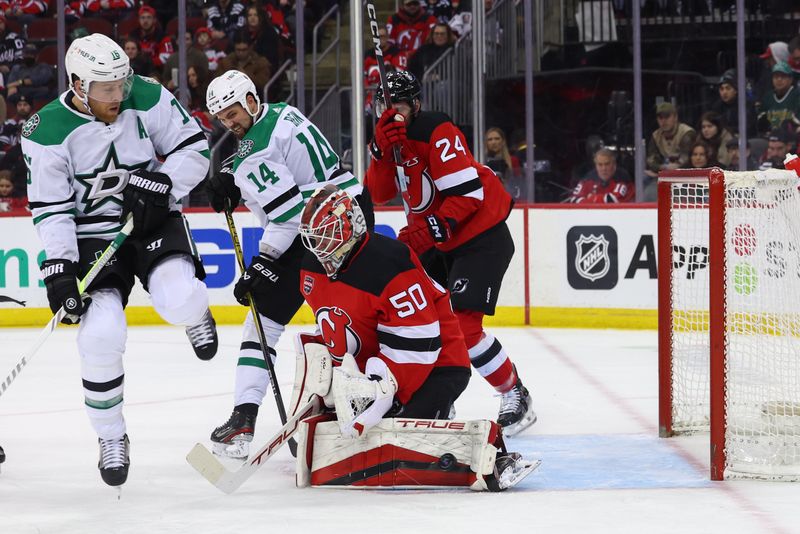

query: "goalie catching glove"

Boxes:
[120, 169, 172, 237]
[41, 259, 90, 324]
[332, 354, 398, 438]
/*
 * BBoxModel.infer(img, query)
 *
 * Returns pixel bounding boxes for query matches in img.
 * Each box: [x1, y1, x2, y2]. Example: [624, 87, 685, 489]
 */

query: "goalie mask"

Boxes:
[299, 185, 366, 277]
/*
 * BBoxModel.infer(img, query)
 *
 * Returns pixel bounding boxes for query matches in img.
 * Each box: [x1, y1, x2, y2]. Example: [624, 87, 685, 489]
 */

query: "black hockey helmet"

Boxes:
[375, 71, 422, 108]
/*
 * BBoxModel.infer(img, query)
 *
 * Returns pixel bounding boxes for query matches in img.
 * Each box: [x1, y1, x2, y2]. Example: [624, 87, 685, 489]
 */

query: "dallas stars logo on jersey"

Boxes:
[74, 143, 149, 213]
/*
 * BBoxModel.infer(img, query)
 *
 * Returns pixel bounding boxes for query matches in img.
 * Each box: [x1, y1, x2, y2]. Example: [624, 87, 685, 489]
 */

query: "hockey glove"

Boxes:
[425, 213, 456, 243]
[398, 219, 436, 256]
[121, 169, 172, 238]
[41, 259, 91, 324]
[233, 254, 281, 307]
[206, 169, 241, 213]
[372, 108, 407, 159]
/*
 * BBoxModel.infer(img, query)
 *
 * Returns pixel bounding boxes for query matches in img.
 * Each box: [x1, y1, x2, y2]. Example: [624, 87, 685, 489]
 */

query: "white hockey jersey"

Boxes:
[231, 103, 362, 257]
[22, 75, 210, 262]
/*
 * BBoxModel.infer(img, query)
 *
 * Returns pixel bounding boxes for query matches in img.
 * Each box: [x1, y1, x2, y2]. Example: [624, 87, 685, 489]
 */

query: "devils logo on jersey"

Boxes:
[315, 306, 362, 363]
[409, 169, 435, 214]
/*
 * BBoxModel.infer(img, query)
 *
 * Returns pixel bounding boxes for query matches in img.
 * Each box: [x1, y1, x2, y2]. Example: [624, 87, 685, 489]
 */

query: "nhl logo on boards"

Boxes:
[303, 275, 314, 295]
[237, 139, 254, 159]
[566, 226, 618, 290]
[21, 114, 40, 138]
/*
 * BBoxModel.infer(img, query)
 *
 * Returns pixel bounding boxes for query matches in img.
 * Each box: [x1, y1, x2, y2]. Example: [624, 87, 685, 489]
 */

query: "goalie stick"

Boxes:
[366, 1, 411, 217]
[186, 396, 322, 493]
[0, 215, 134, 399]
[222, 199, 297, 457]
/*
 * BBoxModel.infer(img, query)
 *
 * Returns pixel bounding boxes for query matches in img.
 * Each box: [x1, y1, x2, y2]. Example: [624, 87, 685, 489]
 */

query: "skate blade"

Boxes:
[212, 440, 250, 460]
[502, 410, 538, 438]
[498, 459, 541, 490]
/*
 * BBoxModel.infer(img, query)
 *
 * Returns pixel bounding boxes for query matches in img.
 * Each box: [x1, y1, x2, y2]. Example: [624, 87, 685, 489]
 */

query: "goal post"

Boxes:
[659, 166, 800, 481]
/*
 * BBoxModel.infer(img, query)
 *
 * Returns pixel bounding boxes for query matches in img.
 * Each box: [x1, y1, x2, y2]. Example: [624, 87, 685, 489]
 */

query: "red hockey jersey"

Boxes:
[566, 176, 634, 204]
[300, 233, 470, 405]
[366, 111, 513, 252]
[386, 11, 437, 52]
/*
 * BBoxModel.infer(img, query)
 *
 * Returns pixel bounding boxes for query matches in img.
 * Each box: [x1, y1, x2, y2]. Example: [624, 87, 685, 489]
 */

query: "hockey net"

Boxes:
[658, 167, 800, 481]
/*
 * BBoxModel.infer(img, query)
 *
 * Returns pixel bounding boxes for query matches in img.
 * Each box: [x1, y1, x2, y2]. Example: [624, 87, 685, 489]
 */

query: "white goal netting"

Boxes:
[665, 169, 800, 480]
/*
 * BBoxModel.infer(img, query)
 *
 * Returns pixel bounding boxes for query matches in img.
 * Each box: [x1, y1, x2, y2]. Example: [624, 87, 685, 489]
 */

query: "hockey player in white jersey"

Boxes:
[203, 70, 374, 459]
[22, 34, 218, 487]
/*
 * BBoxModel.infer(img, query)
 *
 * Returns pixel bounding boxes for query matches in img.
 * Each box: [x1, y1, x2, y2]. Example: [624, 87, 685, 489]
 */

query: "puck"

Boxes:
[394, 113, 405, 123]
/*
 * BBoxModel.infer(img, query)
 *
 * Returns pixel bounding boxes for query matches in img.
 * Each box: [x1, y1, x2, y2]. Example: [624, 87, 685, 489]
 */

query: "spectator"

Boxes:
[760, 128, 790, 170]
[698, 111, 734, 167]
[364, 25, 408, 115]
[684, 140, 717, 169]
[0, 169, 25, 211]
[83, 0, 135, 17]
[645, 102, 697, 178]
[128, 5, 164, 67]
[207, 0, 246, 41]
[245, 2, 283, 71]
[725, 137, 759, 171]
[195, 27, 225, 73]
[162, 31, 209, 92]
[122, 38, 155, 77]
[0, 1, 46, 25]
[0, 13, 24, 76]
[426, 0, 460, 23]
[387, 0, 437, 53]
[408, 23, 455, 80]
[789, 36, 800, 82]
[216, 30, 271, 93]
[0, 93, 29, 150]
[711, 69, 757, 137]
[263, 0, 292, 43]
[757, 61, 800, 134]
[6, 43, 53, 103]
[755, 41, 789, 102]
[566, 147, 634, 203]
[485, 127, 520, 180]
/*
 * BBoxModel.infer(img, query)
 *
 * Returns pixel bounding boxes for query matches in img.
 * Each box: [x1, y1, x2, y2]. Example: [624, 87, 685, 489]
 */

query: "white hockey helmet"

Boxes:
[65, 33, 133, 109]
[206, 69, 261, 117]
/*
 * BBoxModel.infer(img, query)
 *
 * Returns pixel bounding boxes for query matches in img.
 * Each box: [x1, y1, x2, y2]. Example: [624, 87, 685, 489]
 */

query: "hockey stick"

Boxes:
[366, 1, 411, 217]
[186, 396, 321, 493]
[222, 202, 297, 457]
[0, 215, 134, 399]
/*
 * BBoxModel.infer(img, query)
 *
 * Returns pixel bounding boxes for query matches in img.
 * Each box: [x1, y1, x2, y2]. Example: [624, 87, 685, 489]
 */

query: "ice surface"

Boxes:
[2, 325, 799, 534]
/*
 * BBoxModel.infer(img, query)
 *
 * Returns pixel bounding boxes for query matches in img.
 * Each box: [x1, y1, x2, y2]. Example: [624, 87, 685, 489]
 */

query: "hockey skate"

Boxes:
[486, 452, 541, 492]
[98, 434, 130, 487]
[210, 408, 256, 460]
[185, 308, 218, 361]
[498, 376, 537, 437]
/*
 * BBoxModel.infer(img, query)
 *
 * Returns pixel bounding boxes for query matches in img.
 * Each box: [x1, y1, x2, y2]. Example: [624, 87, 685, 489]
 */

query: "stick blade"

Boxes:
[186, 443, 240, 494]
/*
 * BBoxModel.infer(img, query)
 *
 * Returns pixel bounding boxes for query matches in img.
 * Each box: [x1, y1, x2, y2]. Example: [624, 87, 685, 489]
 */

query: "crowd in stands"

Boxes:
[0, 0, 340, 213]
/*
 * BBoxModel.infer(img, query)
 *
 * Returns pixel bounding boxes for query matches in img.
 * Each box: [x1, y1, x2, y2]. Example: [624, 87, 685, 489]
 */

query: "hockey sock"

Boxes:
[234, 311, 284, 406]
[456, 309, 517, 394]
[468, 333, 517, 393]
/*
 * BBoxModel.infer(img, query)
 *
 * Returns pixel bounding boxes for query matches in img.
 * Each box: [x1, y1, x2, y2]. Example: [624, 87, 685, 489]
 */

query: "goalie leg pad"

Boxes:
[296, 417, 507, 489]
[290, 334, 333, 416]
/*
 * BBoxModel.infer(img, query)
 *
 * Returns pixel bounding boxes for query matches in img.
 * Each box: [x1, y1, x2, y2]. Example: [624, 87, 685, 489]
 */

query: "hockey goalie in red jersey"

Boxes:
[292, 185, 539, 491]
[298, 184, 471, 428]
[365, 71, 537, 437]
